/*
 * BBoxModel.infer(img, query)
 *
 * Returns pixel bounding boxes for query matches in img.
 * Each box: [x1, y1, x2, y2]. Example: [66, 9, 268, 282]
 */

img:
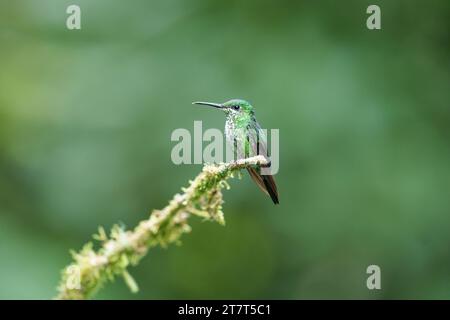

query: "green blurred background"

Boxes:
[0, 0, 449, 299]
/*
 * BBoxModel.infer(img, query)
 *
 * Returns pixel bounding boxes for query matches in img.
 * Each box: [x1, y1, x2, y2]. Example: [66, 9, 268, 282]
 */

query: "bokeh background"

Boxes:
[0, 0, 449, 299]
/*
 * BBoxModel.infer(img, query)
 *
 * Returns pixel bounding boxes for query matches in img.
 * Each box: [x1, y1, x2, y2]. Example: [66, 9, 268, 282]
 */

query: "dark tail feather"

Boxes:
[262, 174, 279, 204]
[247, 167, 279, 205]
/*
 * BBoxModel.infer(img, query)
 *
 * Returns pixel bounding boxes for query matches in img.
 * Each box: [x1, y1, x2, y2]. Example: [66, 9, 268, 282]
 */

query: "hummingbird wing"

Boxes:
[245, 119, 279, 204]
[246, 118, 267, 157]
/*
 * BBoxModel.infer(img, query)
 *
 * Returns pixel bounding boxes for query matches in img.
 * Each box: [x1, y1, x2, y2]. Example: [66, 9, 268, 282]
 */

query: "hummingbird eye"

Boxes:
[232, 105, 240, 111]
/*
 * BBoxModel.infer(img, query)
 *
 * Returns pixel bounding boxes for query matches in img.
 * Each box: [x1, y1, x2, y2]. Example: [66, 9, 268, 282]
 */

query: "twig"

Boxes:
[55, 156, 268, 300]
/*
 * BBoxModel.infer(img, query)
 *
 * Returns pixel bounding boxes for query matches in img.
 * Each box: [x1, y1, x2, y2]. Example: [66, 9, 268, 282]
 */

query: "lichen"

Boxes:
[55, 155, 268, 300]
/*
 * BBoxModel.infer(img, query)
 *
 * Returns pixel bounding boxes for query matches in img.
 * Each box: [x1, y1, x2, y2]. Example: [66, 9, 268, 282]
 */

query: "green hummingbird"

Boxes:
[193, 99, 279, 204]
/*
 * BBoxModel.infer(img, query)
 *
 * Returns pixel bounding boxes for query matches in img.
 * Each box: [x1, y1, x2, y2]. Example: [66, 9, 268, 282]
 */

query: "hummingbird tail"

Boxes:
[263, 174, 279, 205]
[247, 167, 279, 205]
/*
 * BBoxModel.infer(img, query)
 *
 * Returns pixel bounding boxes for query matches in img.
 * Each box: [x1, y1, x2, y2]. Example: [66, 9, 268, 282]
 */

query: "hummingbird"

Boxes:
[193, 99, 279, 204]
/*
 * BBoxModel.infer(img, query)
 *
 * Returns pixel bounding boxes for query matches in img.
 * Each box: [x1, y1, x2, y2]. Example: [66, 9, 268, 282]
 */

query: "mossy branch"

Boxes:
[55, 156, 268, 300]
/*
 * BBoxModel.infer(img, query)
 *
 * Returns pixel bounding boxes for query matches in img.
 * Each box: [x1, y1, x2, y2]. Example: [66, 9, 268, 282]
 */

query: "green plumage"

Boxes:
[193, 99, 279, 204]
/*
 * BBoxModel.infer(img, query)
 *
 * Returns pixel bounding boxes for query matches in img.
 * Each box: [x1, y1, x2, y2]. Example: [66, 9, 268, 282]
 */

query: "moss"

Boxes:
[55, 156, 268, 300]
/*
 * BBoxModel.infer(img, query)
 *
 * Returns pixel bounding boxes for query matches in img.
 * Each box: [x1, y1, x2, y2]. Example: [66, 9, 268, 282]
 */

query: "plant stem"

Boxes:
[55, 156, 268, 300]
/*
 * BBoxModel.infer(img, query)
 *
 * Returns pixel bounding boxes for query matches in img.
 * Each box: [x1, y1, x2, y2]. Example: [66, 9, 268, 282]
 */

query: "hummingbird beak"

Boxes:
[192, 101, 223, 109]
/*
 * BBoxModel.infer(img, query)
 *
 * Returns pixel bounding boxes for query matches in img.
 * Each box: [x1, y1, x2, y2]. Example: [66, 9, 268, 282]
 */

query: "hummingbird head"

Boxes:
[192, 99, 254, 119]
